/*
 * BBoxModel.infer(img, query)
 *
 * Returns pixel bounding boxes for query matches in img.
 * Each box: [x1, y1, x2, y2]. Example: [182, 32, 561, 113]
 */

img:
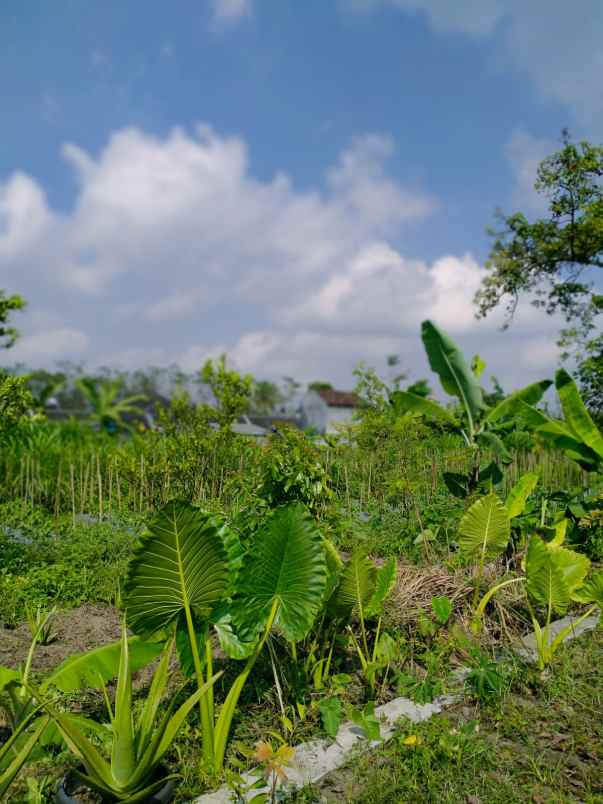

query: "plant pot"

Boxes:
[55, 768, 177, 804]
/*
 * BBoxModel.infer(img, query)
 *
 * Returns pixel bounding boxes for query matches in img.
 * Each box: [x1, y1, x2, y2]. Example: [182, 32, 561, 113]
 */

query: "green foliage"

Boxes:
[200, 354, 253, 432]
[475, 130, 603, 347]
[421, 320, 485, 435]
[0, 289, 26, 349]
[458, 493, 510, 564]
[430, 596, 453, 626]
[257, 425, 332, 514]
[43, 626, 219, 802]
[76, 376, 146, 433]
[0, 373, 36, 438]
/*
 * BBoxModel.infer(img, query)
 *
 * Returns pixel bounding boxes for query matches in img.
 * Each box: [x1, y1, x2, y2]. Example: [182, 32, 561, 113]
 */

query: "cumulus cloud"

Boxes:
[0, 123, 559, 388]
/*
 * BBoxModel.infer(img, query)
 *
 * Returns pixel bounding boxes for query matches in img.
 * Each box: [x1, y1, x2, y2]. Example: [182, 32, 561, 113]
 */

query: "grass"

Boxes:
[291, 629, 603, 803]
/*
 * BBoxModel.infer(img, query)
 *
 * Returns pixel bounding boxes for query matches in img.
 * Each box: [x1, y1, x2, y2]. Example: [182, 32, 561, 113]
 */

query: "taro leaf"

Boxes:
[431, 595, 453, 626]
[349, 702, 381, 741]
[213, 614, 256, 660]
[327, 553, 377, 620]
[365, 557, 397, 618]
[484, 380, 552, 424]
[123, 500, 232, 637]
[443, 472, 469, 499]
[421, 320, 485, 430]
[547, 544, 590, 596]
[0, 667, 20, 693]
[230, 504, 327, 643]
[319, 697, 343, 739]
[458, 493, 510, 563]
[572, 571, 603, 616]
[477, 461, 503, 487]
[555, 369, 603, 459]
[389, 391, 457, 426]
[475, 431, 512, 464]
[45, 638, 163, 692]
[505, 472, 539, 519]
[525, 536, 570, 614]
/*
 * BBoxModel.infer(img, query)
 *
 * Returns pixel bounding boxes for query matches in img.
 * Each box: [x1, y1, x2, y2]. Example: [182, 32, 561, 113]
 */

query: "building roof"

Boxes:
[317, 389, 360, 408]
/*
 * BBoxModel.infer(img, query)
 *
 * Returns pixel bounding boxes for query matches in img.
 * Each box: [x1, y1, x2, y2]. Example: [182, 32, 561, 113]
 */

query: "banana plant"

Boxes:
[475, 534, 602, 668]
[122, 500, 327, 776]
[40, 625, 220, 803]
[390, 320, 552, 496]
[515, 368, 603, 472]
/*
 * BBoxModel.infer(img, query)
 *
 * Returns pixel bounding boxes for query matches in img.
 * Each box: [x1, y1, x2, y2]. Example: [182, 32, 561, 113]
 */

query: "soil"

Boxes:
[0, 603, 122, 673]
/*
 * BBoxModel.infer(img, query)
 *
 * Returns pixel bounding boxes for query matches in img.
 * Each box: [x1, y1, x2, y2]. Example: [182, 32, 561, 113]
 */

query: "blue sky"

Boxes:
[1, 0, 601, 391]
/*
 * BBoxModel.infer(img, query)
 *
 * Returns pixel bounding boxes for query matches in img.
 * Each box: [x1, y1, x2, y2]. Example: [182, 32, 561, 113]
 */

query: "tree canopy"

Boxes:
[475, 130, 603, 346]
[0, 290, 26, 350]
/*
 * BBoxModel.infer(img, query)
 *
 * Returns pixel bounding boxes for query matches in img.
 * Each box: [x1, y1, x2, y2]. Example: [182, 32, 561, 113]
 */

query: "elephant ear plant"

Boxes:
[122, 500, 327, 776]
[40, 624, 220, 803]
[475, 534, 603, 669]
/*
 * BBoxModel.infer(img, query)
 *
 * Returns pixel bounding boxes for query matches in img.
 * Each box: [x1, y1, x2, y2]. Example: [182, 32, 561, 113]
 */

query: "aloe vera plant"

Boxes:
[122, 500, 327, 775]
[0, 706, 49, 798]
[42, 624, 220, 802]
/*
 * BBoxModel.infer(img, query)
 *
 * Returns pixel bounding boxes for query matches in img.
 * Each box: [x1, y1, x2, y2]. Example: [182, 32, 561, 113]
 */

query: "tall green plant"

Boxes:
[475, 535, 602, 668]
[390, 321, 552, 496]
[41, 625, 220, 802]
[122, 500, 327, 775]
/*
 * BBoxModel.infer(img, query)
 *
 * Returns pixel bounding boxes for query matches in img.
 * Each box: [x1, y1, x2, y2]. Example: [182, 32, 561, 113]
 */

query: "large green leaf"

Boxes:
[45, 638, 163, 693]
[458, 493, 510, 562]
[421, 320, 484, 431]
[230, 504, 327, 643]
[505, 472, 539, 519]
[327, 553, 377, 620]
[365, 557, 397, 618]
[536, 420, 601, 470]
[525, 536, 570, 614]
[547, 544, 590, 596]
[389, 391, 457, 426]
[484, 380, 552, 423]
[123, 500, 232, 636]
[555, 369, 603, 459]
[475, 431, 512, 464]
[572, 571, 603, 613]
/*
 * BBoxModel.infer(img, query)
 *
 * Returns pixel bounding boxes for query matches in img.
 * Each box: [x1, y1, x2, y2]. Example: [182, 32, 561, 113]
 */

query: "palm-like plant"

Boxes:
[122, 500, 327, 775]
[390, 321, 552, 495]
[75, 377, 146, 433]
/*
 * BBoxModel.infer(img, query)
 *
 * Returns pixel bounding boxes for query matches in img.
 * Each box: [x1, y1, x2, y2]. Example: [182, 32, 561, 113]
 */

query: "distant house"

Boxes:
[272, 388, 359, 434]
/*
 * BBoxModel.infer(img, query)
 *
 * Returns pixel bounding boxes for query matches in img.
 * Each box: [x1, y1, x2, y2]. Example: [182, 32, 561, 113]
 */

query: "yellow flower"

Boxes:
[402, 734, 422, 747]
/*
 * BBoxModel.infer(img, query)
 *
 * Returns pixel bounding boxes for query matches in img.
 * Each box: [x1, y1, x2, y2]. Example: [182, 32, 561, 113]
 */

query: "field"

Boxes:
[1, 335, 603, 804]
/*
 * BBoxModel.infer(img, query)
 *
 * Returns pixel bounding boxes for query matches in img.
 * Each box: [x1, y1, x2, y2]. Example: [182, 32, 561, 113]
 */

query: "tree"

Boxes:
[0, 290, 26, 350]
[75, 377, 147, 433]
[200, 355, 253, 432]
[251, 380, 283, 413]
[475, 130, 603, 346]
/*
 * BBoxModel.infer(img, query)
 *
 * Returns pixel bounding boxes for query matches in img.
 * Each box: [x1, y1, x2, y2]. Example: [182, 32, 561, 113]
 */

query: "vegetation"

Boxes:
[1, 271, 602, 799]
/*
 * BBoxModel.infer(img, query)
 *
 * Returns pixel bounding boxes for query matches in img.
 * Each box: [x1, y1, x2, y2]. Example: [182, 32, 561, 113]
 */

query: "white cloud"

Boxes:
[210, 0, 252, 27]
[8, 328, 89, 363]
[0, 123, 560, 386]
[349, 0, 603, 134]
[349, 0, 502, 35]
[504, 129, 557, 215]
[0, 173, 51, 259]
